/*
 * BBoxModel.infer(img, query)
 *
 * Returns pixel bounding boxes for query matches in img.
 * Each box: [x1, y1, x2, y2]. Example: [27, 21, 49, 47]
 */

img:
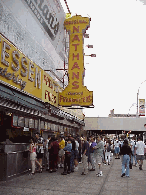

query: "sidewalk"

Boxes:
[0, 156, 146, 195]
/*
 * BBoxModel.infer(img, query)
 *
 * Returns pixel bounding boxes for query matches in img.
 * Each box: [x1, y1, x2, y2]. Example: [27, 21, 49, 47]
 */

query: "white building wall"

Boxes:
[0, 0, 66, 85]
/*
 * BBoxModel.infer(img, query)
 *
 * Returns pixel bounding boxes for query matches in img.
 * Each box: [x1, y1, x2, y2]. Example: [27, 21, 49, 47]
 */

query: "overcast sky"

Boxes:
[60, 0, 146, 117]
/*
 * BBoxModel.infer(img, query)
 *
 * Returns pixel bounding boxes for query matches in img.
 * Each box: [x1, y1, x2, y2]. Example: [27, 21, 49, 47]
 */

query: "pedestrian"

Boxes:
[89, 137, 97, 171]
[114, 138, 120, 159]
[81, 136, 89, 175]
[87, 137, 92, 170]
[74, 136, 79, 171]
[135, 136, 146, 170]
[58, 135, 65, 168]
[120, 139, 132, 177]
[35, 133, 44, 172]
[29, 137, 42, 175]
[130, 136, 137, 167]
[48, 136, 59, 173]
[61, 138, 72, 175]
[105, 139, 111, 165]
[70, 135, 76, 172]
[76, 134, 82, 163]
[94, 135, 104, 177]
[45, 135, 51, 171]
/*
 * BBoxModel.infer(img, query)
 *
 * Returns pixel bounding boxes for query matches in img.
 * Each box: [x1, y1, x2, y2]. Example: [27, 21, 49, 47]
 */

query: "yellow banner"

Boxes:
[0, 34, 43, 99]
[42, 71, 62, 107]
[59, 15, 93, 107]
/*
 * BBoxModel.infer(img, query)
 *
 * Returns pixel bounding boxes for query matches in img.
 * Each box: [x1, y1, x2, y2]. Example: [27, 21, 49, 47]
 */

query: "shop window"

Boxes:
[41, 121, 44, 129]
[35, 120, 38, 129]
[29, 119, 34, 128]
[25, 118, 29, 128]
[18, 117, 24, 127]
[13, 115, 18, 127]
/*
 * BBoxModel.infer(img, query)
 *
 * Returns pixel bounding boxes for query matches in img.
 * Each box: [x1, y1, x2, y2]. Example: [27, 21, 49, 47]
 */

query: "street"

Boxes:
[0, 156, 146, 195]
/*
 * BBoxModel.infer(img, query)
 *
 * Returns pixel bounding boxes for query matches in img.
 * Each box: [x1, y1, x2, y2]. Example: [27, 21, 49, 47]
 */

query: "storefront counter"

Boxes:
[0, 143, 31, 181]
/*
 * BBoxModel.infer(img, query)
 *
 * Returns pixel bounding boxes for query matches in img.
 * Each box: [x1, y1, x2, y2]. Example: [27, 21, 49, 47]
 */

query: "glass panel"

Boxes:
[25, 118, 29, 128]
[29, 119, 34, 128]
[18, 117, 24, 127]
[35, 120, 38, 129]
[41, 121, 44, 129]
[44, 122, 47, 130]
[13, 115, 18, 126]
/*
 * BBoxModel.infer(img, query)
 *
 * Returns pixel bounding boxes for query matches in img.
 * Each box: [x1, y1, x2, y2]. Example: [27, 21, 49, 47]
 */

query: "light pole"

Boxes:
[137, 80, 146, 118]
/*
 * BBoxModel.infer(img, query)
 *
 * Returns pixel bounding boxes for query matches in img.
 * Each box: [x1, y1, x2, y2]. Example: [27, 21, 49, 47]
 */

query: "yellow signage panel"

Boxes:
[59, 15, 93, 107]
[42, 71, 62, 107]
[0, 34, 43, 99]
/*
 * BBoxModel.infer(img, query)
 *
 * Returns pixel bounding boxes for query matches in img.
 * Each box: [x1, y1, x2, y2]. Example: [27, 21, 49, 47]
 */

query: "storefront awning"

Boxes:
[0, 84, 47, 115]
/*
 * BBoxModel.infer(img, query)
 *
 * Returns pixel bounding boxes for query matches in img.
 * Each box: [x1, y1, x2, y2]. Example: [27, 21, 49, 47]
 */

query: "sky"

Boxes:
[60, 0, 146, 117]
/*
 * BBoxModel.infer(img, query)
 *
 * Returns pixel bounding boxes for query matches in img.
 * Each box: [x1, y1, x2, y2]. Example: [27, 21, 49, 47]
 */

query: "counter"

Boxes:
[0, 143, 31, 181]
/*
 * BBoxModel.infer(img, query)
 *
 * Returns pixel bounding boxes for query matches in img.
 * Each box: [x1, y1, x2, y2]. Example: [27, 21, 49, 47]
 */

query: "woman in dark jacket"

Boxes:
[120, 139, 132, 177]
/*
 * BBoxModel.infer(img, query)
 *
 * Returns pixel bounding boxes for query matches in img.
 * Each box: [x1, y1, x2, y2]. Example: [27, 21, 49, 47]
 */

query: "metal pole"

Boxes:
[137, 92, 138, 118]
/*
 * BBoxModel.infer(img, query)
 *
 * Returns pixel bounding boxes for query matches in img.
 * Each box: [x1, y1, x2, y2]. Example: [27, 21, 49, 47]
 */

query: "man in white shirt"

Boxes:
[135, 136, 146, 170]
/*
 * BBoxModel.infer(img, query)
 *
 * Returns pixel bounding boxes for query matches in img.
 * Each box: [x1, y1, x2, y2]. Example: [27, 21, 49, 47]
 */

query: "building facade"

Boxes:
[0, 0, 84, 181]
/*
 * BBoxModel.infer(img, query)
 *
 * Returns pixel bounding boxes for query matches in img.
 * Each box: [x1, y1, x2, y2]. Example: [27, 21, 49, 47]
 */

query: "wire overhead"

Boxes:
[64, 0, 71, 14]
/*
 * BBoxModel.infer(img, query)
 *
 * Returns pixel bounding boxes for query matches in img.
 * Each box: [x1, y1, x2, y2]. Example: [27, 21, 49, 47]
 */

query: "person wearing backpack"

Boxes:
[105, 139, 111, 165]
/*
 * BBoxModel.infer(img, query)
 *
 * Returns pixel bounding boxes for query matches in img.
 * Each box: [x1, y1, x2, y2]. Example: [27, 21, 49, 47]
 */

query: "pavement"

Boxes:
[0, 155, 146, 195]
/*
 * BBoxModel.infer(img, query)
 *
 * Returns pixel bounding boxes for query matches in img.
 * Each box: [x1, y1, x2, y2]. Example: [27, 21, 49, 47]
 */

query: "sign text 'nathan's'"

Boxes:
[59, 15, 93, 107]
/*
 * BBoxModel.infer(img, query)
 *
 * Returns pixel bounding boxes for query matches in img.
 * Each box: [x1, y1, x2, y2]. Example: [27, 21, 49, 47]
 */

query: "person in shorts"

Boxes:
[135, 136, 146, 170]
[58, 136, 65, 168]
[35, 133, 44, 172]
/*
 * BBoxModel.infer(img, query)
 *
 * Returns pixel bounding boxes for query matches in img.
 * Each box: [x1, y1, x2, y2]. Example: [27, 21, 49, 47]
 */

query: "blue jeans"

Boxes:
[131, 151, 137, 165]
[122, 154, 130, 176]
[70, 150, 75, 171]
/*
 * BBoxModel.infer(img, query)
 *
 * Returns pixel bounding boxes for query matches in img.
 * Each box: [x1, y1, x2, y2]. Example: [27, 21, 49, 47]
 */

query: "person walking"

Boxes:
[29, 137, 42, 175]
[61, 139, 72, 175]
[74, 136, 79, 171]
[45, 135, 51, 171]
[94, 135, 104, 177]
[48, 137, 59, 173]
[120, 139, 132, 177]
[135, 136, 146, 170]
[70, 136, 76, 172]
[90, 137, 97, 171]
[58, 135, 65, 168]
[35, 133, 44, 173]
[114, 138, 120, 159]
[130, 136, 137, 167]
[81, 137, 89, 175]
[105, 139, 111, 165]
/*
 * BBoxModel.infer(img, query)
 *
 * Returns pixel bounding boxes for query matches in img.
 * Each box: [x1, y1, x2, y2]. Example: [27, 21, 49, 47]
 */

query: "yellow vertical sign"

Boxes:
[59, 15, 93, 107]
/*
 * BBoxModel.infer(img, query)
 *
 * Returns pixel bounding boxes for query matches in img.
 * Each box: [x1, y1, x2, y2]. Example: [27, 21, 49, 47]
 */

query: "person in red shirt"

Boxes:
[48, 137, 59, 173]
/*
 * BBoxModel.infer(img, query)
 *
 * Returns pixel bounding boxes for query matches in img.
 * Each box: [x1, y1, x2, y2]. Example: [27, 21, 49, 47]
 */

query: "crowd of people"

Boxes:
[28, 133, 146, 178]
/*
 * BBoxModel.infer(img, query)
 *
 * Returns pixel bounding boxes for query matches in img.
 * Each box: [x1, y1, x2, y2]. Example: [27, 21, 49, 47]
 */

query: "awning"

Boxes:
[0, 84, 48, 116]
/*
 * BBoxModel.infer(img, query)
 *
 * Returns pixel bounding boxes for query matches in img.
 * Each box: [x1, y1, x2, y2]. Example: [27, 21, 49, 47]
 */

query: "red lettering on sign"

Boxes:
[71, 62, 80, 70]
[73, 53, 79, 60]
[72, 81, 79, 89]
[73, 26, 79, 33]
[72, 44, 79, 51]
[72, 72, 79, 79]
[72, 35, 80, 42]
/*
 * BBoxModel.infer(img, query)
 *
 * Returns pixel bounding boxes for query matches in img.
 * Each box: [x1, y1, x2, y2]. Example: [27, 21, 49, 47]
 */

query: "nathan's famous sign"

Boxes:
[59, 15, 93, 107]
